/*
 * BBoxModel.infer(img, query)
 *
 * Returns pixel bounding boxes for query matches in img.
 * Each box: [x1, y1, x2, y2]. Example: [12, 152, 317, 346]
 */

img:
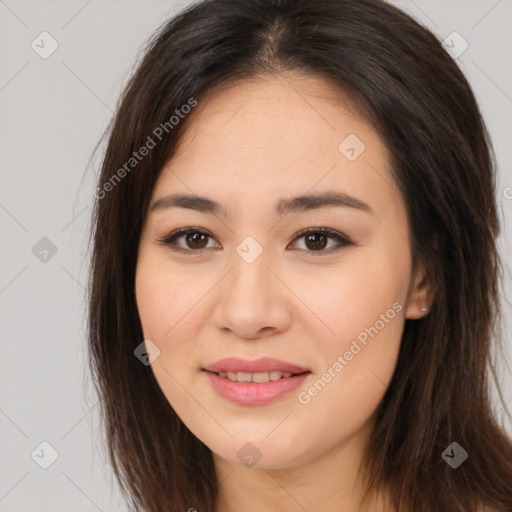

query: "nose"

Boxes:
[211, 248, 292, 340]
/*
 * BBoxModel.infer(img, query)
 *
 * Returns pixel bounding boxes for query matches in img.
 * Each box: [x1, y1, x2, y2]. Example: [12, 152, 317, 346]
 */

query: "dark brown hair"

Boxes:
[87, 0, 512, 511]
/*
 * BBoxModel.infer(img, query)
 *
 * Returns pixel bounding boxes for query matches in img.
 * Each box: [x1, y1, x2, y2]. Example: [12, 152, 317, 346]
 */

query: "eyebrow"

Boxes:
[149, 190, 373, 217]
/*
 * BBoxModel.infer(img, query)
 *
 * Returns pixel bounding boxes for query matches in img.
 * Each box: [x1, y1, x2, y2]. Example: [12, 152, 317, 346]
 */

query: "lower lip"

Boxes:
[203, 371, 310, 405]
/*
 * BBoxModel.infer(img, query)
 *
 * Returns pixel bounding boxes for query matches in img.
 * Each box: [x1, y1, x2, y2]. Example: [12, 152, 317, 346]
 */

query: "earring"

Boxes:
[421, 307, 427, 312]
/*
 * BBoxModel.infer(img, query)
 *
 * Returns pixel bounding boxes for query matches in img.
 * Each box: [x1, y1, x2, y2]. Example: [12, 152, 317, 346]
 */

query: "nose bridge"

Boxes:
[211, 236, 291, 338]
[229, 237, 273, 299]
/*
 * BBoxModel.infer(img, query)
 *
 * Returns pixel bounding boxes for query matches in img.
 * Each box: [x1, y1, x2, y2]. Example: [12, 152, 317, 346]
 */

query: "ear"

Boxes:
[405, 259, 436, 320]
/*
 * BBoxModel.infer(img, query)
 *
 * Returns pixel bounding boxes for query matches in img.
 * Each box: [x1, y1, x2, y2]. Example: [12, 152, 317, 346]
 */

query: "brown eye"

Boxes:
[291, 228, 352, 254]
[157, 228, 219, 254]
[304, 232, 328, 251]
[184, 232, 209, 249]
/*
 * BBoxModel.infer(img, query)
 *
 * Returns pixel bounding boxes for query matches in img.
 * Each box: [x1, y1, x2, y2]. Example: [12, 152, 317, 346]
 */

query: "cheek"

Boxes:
[295, 278, 405, 443]
[301, 254, 407, 342]
[135, 254, 216, 395]
[297, 253, 407, 402]
[135, 249, 201, 342]
[135, 258, 201, 399]
[136, 271, 176, 338]
[135, 261, 171, 341]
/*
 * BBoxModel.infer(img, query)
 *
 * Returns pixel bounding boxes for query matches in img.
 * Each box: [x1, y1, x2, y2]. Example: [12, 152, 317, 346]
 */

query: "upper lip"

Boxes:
[203, 357, 309, 374]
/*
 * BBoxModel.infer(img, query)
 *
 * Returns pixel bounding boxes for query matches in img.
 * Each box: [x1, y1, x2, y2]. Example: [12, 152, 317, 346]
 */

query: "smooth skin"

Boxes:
[135, 71, 434, 512]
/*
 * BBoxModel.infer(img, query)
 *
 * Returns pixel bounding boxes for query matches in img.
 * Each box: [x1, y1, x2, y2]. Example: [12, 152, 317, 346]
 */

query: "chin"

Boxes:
[205, 433, 312, 470]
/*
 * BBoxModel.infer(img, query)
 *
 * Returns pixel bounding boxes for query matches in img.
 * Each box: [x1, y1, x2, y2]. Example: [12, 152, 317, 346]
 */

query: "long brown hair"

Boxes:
[86, 0, 512, 511]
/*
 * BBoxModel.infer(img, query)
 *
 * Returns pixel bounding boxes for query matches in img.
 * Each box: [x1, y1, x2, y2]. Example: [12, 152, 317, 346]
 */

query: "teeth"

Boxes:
[237, 372, 252, 382]
[217, 371, 295, 383]
[253, 372, 271, 383]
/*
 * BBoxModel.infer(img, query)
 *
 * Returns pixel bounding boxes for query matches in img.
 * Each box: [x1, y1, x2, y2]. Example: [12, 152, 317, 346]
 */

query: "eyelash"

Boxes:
[155, 227, 352, 256]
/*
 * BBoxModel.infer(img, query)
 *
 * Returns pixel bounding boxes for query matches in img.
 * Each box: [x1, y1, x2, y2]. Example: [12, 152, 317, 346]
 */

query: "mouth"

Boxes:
[204, 369, 310, 383]
[202, 357, 311, 404]
[202, 356, 310, 375]
[202, 358, 311, 405]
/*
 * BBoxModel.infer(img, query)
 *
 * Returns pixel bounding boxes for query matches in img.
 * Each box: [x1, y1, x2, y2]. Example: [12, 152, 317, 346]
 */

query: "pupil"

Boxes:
[187, 233, 207, 248]
[307, 233, 327, 250]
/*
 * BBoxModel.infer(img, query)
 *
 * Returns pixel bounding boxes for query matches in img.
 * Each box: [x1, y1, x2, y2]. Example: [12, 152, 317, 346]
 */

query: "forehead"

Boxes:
[152, 73, 400, 219]
[174, 72, 370, 156]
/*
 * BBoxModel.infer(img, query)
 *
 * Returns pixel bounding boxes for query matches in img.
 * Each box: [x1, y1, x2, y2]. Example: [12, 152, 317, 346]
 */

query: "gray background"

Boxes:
[1, 1, 511, 510]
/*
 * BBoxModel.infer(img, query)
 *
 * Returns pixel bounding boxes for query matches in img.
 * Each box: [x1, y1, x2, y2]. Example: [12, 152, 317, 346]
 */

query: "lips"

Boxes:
[202, 357, 310, 405]
[202, 356, 309, 375]
[204, 371, 310, 405]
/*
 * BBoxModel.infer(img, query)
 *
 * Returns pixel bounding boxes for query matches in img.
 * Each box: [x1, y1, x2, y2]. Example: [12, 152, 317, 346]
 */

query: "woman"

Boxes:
[87, 0, 512, 510]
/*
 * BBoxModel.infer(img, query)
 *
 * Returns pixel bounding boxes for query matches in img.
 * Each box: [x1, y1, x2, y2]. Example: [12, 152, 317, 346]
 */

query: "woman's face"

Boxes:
[135, 73, 428, 470]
